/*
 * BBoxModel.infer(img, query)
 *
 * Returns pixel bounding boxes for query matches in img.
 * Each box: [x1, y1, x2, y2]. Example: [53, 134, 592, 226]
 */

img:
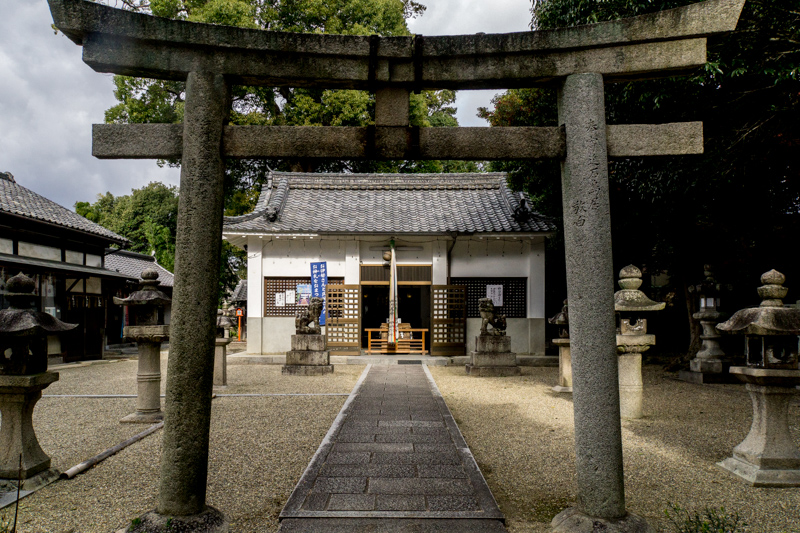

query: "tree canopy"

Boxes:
[79, 0, 481, 301]
[480, 0, 800, 358]
[76, 182, 178, 272]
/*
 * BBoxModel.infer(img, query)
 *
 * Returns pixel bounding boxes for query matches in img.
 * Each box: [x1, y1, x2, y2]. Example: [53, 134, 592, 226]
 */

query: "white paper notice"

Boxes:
[275, 292, 286, 307]
[285, 289, 296, 305]
[486, 285, 503, 307]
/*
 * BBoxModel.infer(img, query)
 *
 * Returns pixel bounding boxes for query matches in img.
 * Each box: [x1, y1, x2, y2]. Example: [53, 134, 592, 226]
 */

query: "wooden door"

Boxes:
[431, 285, 466, 356]
[326, 284, 361, 355]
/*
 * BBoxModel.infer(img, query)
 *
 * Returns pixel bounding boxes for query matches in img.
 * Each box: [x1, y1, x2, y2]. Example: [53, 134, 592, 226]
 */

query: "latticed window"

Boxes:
[450, 277, 527, 318]
[263, 277, 344, 317]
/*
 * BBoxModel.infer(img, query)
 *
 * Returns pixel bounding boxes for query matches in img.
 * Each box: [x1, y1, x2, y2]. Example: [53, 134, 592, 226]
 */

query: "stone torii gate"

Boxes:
[48, 0, 744, 530]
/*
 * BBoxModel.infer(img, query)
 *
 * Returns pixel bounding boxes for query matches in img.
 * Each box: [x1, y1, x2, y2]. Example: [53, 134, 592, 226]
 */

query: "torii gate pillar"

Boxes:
[552, 73, 652, 531]
[154, 71, 230, 530]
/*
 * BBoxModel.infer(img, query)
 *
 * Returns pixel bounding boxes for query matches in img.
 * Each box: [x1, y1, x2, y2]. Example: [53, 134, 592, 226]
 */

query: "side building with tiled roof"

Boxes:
[1, 171, 136, 361]
[223, 172, 556, 357]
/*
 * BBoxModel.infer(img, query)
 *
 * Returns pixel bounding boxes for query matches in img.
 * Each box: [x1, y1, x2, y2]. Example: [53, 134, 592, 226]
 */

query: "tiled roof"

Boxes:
[223, 172, 556, 235]
[0, 172, 127, 243]
[104, 250, 174, 287]
[230, 279, 247, 302]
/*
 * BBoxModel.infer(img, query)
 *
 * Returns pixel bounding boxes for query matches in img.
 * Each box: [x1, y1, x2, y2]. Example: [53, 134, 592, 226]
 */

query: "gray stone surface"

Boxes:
[214, 337, 231, 387]
[471, 352, 516, 368]
[285, 351, 330, 366]
[558, 72, 627, 520]
[278, 518, 506, 532]
[282, 365, 334, 376]
[717, 378, 800, 487]
[94, 122, 705, 161]
[157, 71, 229, 518]
[475, 336, 511, 353]
[464, 365, 522, 377]
[552, 507, 655, 533]
[280, 365, 503, 524]
[50, 0, 743, 88]
[0, 372, 59, 479]
[291, 335, 326, 352]
[122, 506, 229, 533]
[553, 338, 572, 392]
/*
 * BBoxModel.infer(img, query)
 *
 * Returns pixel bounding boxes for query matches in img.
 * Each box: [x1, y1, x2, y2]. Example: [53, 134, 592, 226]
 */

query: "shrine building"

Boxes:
[223, 172, 555, 357]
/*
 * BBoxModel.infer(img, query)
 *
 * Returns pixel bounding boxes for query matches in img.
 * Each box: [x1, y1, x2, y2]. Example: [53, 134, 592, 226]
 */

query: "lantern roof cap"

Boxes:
[717, 270, 800, 336]
[614, 265, 665, 312]
[0, 273, 78, 337]
[113, 269, 171, 307]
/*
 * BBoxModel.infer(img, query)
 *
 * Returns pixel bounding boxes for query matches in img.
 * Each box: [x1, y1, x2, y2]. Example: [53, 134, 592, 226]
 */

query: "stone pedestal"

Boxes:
[121, 506, 229, 533]
[616, 334, 653, 420]
[466, 336, 520, 377]
[282, 334, 333, 375]
[680, 309, 735, 384]
[121, 325, 168, 424]
[717, 367, 800, 486]
[552, 338, 572, 393]
[214, 337, 232, 387]
[0, 372, 59, 480]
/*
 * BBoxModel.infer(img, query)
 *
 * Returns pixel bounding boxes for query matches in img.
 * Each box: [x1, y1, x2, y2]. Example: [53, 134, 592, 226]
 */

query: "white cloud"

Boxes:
[0, 0, 180, 210]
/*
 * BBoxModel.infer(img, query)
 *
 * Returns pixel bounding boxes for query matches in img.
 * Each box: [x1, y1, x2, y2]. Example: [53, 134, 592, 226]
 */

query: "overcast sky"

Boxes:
[0, 0, 532, 210]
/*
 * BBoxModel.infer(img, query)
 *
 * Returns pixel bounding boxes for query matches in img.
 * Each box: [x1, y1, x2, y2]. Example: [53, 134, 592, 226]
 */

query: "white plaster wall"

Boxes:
[261, 317, 296, 353]
[0, 238, 11, 255]
[450, 239, 529, 278]
[345, 241, 360, 284]
[18, 242, 60, 261]
[528, 238, 546, 319]
[262, 238, 347, 277]
[85, 254, 102, 267]
[432, 240, 448, 285]
[65, 250, 83, 265]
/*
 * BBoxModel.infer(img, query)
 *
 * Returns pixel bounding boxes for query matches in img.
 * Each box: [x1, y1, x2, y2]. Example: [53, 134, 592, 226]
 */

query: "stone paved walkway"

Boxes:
[279, 364, 506, 532]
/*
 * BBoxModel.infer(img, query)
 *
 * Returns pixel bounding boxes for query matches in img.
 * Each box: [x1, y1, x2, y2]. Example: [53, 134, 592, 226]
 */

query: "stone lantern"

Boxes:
[0, 272, 76, 488]
[114, 269, 170, 423]
[680, 265, 731, 384]
[716, 269, 800, 486]
[214, 310, 236, 386]
[549, 299, 572, 393]
[614, 265, 665, 419]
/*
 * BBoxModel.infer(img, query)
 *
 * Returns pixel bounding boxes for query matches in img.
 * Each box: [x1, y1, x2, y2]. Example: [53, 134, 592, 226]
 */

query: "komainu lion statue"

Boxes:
[478, 297, 506, 336]
[295, 296, 323, 334]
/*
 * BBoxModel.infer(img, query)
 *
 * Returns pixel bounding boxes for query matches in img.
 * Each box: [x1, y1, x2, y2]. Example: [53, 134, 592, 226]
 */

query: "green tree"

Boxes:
[101, 0, 477, 301]
[481, 0, 800, 360]
[76, 183, 179, 272]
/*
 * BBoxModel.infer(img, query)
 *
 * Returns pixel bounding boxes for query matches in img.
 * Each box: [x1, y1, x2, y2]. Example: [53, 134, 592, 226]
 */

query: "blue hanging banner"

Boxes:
[310, 261, 328, 326]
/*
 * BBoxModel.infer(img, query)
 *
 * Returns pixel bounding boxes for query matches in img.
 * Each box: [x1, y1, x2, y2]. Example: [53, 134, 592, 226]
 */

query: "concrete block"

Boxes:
[281, 364, 333, 376]
[690, 358, 723, 373]
[286, 350, 330, 366]
[471, 351, 516, 367]
[291, 334, 325, 352]
[475, 336, 511, 353]
[465, 365, 522, 377]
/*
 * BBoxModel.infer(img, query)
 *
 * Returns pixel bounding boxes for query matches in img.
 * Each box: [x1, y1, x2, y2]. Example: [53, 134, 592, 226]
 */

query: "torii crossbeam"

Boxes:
[48, 0, 745, 531]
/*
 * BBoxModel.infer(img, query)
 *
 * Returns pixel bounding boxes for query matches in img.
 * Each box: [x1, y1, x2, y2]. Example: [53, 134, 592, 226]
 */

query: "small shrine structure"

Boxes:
[223, 171, 554, 357]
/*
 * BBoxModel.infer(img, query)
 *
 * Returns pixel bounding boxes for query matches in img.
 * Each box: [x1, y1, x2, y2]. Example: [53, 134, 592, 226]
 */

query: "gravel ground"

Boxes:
[429, 365, 800, 533]
[9, 360, 800, 532]
[14, 359, 364, 533]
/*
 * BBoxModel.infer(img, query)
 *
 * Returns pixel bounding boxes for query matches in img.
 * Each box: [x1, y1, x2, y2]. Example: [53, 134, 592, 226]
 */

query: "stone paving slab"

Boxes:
[279, 364, 505, 530]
